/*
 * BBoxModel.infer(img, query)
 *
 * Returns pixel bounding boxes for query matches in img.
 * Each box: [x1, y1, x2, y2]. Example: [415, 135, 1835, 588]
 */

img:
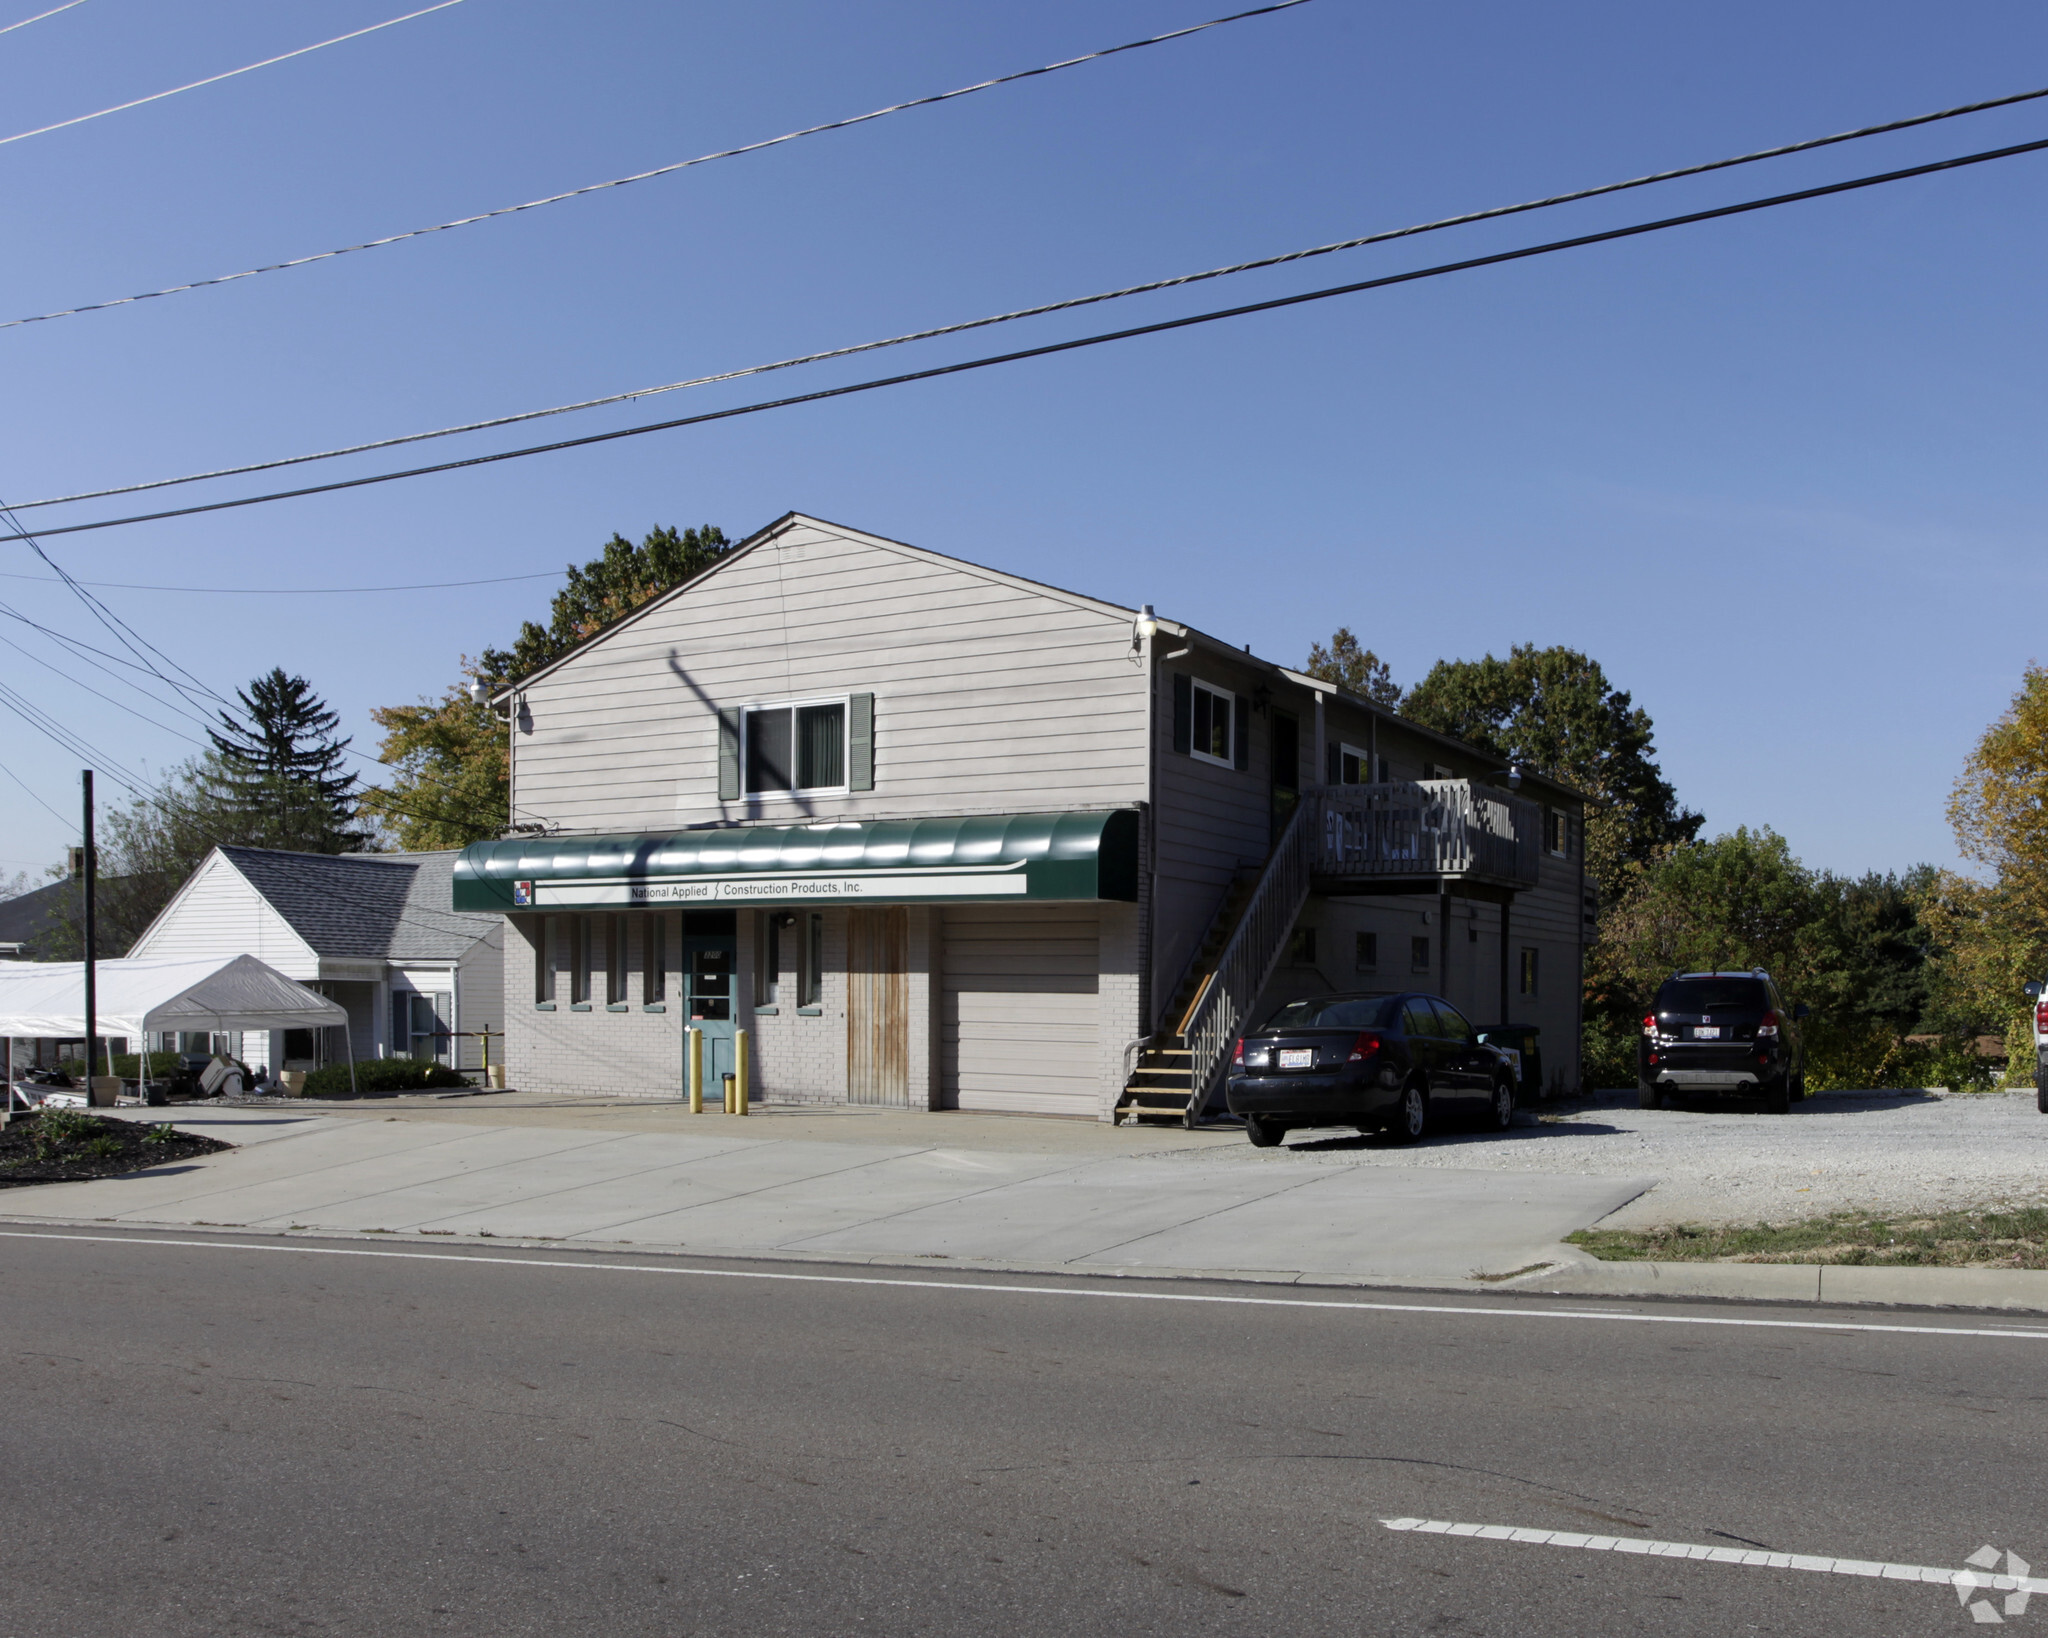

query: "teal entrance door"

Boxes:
[680, 911, 738, 1091]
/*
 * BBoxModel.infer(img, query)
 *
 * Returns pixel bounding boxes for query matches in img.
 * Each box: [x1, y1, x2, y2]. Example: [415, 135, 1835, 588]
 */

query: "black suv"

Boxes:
[1225, 990, 1517, 1147]
[1638, 970, 1808, 1113]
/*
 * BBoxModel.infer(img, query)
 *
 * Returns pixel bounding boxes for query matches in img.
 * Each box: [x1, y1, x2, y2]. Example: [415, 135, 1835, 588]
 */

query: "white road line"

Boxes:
[1382, 1517, 2048, 1596]
[4, 1228, 2047, 1340]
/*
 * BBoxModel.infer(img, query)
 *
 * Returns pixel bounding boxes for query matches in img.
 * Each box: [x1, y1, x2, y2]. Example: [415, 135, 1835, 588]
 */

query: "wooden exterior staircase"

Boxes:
[1115, 873, 1257, 1127]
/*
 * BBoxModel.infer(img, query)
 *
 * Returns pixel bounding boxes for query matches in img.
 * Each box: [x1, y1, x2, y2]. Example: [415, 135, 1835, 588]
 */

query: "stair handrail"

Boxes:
[1180, 793, 1322, 1116]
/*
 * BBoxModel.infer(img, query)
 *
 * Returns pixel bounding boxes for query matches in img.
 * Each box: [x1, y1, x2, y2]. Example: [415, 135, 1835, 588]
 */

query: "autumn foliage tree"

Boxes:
[365, 524, 730, 849]
[1920, 664, 2048, 1075]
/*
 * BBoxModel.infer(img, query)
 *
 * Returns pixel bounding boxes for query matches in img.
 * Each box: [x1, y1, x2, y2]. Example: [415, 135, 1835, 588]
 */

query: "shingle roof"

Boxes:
[217, 847, 494, 962]
[0, 879, 70, 955]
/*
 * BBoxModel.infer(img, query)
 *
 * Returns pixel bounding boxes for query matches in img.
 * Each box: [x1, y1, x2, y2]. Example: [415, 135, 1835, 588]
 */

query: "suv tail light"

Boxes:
[1348, 1032, 1383, 1063]
[1232, 1037, 1245, 1066]
[1642, 1013, 1656, 1039]
[1757, 1010, 1779, 1039]
[2036, 999, 2048, 1033]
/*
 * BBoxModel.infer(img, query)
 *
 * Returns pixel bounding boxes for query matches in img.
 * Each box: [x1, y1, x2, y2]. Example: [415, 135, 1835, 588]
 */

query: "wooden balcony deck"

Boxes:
[1316, 779, 1541, 889]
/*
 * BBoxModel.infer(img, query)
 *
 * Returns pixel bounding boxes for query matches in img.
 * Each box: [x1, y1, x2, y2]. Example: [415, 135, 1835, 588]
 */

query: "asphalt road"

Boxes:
[3, 1229, 2044, 1637]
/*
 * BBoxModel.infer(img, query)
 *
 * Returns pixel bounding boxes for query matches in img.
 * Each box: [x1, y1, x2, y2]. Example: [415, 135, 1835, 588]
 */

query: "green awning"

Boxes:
[452, 810, 1139, 912]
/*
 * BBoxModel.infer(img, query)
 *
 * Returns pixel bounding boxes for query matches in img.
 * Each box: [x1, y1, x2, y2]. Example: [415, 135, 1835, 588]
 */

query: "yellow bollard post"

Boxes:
[735, 1029, 749, 1116]
[687, 1028, 703, 1113]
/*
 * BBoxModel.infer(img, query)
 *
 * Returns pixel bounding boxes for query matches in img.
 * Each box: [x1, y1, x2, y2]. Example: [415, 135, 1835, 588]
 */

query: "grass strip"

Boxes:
[1568, 1207, 2048, 1270]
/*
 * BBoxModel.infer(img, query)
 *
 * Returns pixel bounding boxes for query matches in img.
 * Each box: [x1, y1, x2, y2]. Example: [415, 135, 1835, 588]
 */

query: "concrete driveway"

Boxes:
[0, 1100, 1649, 1286]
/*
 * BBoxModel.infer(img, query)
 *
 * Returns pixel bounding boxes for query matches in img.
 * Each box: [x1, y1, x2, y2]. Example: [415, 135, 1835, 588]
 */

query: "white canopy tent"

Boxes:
[0, 954, 352, 1093]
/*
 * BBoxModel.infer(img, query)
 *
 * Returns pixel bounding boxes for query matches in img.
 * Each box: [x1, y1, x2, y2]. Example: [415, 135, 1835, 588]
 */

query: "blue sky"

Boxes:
[3, 0, 2046, 882]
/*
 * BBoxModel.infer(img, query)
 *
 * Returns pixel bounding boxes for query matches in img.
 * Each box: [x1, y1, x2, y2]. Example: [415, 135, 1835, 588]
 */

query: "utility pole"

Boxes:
[81, 770, 97, 1099]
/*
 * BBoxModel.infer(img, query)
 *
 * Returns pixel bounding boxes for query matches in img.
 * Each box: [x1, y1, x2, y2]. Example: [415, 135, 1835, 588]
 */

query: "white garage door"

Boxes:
[941, 906, 1100, 1116]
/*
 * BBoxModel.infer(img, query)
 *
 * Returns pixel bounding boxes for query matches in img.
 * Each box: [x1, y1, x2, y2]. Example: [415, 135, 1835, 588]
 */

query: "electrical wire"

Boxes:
[0, 496, 555, 838]
[19, 76, 2048, 514]
[0, 568, 568, 593]
[0, 499, 224, 713]
[0, 755, 73, 831]
[0, 0, 1314, 331]
[9, 128, 2047, 547]
[0, 0, 88, 39]
[0, 0, 466, 148]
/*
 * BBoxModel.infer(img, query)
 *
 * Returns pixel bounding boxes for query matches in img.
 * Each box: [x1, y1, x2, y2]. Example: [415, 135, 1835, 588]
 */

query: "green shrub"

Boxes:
[301, 1058, 468, 1099]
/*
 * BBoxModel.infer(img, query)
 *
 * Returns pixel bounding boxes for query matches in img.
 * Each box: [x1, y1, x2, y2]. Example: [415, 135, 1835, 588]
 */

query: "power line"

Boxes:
[20, 77, 2048, 515]
[0, 0, 466, 148]
[0, 568, 567, 593]
[0, 755, 73, 832]
[0, 499, 224, 711]
[0, 0, 88, 39]
[9, 128, 2048, 547]
[0, 1, 1314, 332]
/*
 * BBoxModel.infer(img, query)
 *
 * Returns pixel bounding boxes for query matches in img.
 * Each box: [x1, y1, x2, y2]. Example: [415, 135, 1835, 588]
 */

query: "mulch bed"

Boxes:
[0, 1110, 232, 1187]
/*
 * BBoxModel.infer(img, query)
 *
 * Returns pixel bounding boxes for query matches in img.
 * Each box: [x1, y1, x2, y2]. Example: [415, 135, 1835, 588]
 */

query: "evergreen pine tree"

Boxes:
[207, 668, 367, 853]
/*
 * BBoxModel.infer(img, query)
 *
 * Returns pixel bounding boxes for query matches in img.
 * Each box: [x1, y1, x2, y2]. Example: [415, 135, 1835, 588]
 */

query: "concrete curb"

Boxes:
[0, 1210, 1573, 1293]
[1532, 1255, 2048, 1312]
[11, 1208, 2048, 1312]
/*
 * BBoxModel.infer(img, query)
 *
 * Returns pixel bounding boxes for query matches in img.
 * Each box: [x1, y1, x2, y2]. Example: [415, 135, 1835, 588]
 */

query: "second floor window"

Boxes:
[1190, 680, 1233, 767]
[1546, 809, 1570, 857]
[746, 700, 845, 795]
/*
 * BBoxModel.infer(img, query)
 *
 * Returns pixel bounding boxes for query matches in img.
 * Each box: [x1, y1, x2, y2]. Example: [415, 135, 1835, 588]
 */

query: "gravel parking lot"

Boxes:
[1173, 1088, 2048, 1229]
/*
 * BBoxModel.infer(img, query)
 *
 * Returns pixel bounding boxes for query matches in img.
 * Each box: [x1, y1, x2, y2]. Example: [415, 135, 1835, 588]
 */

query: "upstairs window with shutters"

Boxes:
[719, 694, 875, 799]
[1171, 673, 1250, 772]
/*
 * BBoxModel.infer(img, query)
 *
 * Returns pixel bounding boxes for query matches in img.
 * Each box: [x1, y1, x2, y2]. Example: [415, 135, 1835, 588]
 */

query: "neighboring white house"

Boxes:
[129, 847, 503, 1075]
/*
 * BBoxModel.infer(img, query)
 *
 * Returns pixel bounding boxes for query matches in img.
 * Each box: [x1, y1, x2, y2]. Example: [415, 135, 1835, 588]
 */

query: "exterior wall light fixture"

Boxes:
[1131, 604, 1158, 651]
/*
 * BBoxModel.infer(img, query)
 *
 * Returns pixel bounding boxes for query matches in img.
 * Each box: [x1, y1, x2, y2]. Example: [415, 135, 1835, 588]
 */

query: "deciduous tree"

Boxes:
[1400, 644, 1701, 903]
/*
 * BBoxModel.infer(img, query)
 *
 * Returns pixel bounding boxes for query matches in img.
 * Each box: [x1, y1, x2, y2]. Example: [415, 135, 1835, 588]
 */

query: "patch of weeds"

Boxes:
[1569, 1206, 2048, 1269]
[1471, 1262, 1554, 1283]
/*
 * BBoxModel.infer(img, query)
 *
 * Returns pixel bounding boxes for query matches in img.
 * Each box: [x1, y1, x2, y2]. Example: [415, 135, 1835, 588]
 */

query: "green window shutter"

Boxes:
[1171, 673, 1192, 755]
[848, 693, 875, 791]
[1233, 696, 1251, 771]
[717, 709, 741, 800]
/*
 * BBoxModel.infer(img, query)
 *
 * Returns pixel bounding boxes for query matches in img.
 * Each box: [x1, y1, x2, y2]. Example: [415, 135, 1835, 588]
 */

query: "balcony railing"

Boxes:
[1318, 779, 1541, 888]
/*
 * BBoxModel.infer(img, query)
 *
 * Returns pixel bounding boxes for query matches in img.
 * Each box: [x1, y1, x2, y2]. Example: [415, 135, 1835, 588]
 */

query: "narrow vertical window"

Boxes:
[1354, 931, 1377, 972]
[643, 912, 667, 1005]
[570, 915, 591, 1005]
[755, 913, 781, 1007]
[1520, 947, 1540, 997]
[536, 918, 556, 1005]
[1410, 935, 1431, 973]
[606, 915, 628, 1005]
[800, 912, 824, 1007]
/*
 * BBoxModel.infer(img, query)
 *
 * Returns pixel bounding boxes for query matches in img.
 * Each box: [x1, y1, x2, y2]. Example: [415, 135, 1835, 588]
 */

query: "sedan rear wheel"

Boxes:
[1489, 1079, 1515, 1131]
[1391, 1082, 1430, 1144]
[1245, 1116, 1286, 1148]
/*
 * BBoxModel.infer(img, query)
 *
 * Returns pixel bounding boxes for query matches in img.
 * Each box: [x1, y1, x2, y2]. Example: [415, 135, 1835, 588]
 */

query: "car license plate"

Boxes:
[1279, 1049, 1314, 1069]
[1693, 1026, 1720, 1040]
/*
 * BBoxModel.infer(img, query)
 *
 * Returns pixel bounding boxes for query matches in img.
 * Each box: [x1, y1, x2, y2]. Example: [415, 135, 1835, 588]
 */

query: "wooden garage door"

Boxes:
[941, 906, 1100, 1116]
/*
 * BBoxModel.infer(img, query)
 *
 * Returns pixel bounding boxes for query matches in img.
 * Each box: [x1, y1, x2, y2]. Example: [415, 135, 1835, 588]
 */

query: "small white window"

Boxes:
[1190, 680, 1234, 768]
[744, 698, 848, 796]
[1339, 743, 1370, 784]
[1546, 810, 1570, 857]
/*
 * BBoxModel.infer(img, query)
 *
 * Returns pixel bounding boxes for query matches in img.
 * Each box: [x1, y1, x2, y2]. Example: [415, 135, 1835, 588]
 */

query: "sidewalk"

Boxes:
[2, 1101, 1648, 1288]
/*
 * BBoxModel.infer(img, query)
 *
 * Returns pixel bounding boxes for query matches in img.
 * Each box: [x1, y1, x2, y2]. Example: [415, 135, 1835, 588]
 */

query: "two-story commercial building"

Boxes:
[455, 513, 1591, 1120]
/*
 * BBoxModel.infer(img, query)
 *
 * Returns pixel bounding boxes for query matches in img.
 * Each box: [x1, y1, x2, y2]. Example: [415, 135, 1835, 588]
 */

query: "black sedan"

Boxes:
[1224, 990, 1516, 1147]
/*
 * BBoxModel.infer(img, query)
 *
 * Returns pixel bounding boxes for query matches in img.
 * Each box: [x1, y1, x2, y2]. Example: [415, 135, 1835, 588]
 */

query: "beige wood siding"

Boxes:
[940, 906, 1100, 1115]
[509, 518, 1148, 835]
